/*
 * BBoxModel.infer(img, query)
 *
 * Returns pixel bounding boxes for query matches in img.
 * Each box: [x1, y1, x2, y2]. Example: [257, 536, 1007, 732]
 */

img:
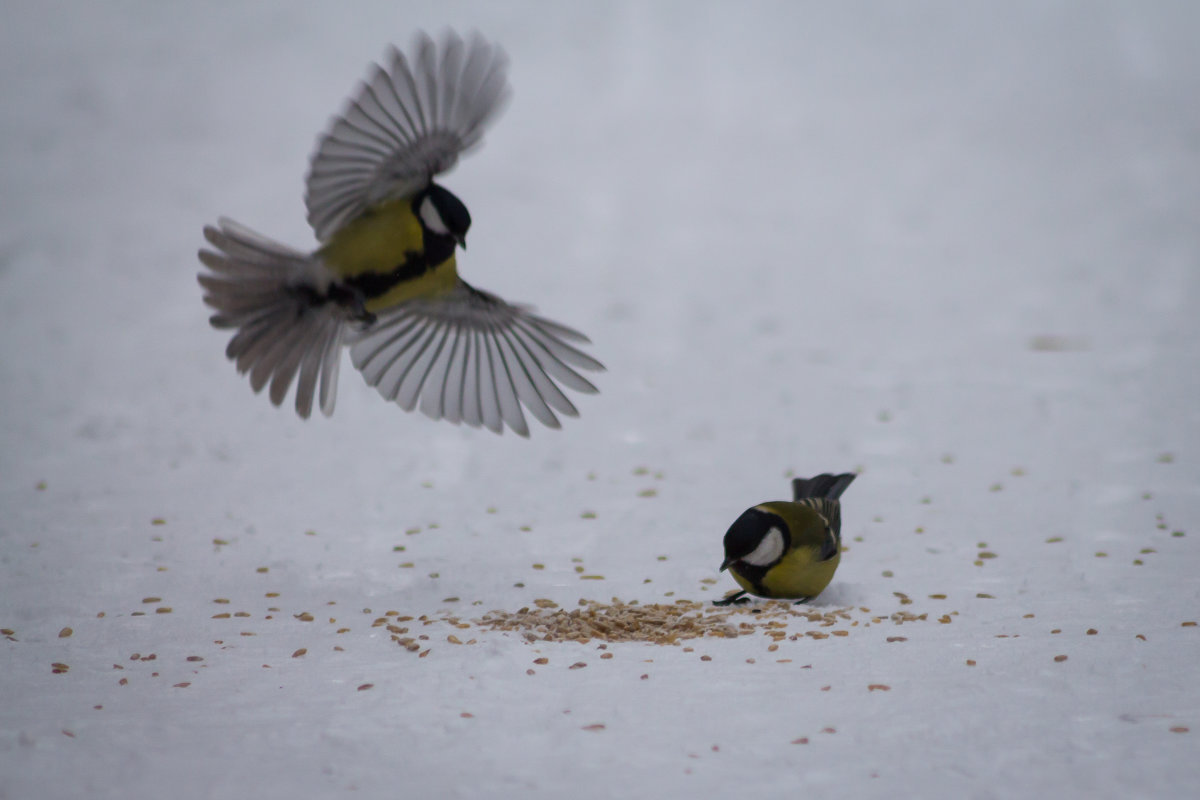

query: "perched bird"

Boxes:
[197, 31, 604, 436]
[714, 473, 856, 605]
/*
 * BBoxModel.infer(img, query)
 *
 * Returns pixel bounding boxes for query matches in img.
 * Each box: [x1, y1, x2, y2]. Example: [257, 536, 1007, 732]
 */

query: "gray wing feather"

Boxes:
[305, 31, 511, 241]
[198, 218, 345, 418]
[348, 282, 604, 436]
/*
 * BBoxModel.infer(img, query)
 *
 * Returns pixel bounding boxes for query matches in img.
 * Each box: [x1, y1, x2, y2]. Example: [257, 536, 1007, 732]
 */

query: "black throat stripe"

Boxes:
[342, 249, 433, 300]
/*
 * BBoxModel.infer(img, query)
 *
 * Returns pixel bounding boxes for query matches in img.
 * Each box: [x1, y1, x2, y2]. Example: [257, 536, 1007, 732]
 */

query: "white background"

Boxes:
[2, 2, 1198, 798]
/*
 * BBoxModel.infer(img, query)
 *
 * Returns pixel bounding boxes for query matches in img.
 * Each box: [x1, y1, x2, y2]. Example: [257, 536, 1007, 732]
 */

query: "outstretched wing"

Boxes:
[305, 31, 510, 242]
[198, 218, 346, 418]
[348, 282, 605, 436]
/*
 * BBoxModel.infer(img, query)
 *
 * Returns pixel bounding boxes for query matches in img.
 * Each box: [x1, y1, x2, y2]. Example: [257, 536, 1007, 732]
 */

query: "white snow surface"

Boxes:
[2, 2, 1199, 798]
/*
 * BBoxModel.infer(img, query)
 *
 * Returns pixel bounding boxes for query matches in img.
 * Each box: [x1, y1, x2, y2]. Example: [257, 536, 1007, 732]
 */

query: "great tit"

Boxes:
[714, 473, 856, 605]
[197, 31, 604, 436]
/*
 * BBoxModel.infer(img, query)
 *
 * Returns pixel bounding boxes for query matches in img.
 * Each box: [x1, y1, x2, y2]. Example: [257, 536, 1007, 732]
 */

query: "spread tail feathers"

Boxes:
[197, 218, 345, 418]
[792, 472, 857, 502]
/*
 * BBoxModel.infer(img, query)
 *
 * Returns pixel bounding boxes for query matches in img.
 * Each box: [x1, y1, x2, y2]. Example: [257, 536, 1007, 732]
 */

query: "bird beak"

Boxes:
[719, 558, 732, 572]
[456, 234, 467, 250]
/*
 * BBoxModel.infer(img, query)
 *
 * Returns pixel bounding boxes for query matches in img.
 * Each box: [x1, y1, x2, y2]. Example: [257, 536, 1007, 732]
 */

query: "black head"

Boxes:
[415, 183, 471, 247]
[720, 507, 790, 572]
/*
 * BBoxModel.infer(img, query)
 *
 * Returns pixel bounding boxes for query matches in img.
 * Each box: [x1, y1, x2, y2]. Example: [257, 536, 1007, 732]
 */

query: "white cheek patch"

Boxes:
[742, 527, 785, 567]
[419, 197, 449, 235]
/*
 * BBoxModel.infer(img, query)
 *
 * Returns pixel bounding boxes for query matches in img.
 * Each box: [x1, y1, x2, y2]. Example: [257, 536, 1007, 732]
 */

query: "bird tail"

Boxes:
[197, 218, 345, 418]
[792, 473, 857, 502]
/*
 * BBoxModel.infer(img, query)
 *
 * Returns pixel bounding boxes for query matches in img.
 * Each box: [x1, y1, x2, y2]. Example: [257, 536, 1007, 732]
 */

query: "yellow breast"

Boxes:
[316, 196, 459, 311]
[731, 547, 840, 600]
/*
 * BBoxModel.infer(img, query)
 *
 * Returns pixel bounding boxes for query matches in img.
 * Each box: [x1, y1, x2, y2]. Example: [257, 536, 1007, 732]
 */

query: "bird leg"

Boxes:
[712, 591, 751, 607]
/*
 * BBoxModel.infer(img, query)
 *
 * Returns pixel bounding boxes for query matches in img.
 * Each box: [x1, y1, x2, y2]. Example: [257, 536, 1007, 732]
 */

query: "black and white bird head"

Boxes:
[416, 183, 471, 249]
[720, 507, 788, 572]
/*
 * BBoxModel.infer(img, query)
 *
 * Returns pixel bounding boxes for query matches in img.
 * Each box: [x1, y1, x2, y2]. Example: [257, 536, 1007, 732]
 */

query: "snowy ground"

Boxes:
[2, 2, 1199, 798]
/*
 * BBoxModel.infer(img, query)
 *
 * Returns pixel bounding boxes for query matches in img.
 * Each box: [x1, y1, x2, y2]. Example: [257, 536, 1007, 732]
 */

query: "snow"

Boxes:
[2, 2, 1199, 798]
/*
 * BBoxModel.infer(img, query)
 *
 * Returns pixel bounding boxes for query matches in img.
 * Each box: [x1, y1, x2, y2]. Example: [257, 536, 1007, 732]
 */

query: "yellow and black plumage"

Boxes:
[197, 31, 604, 435]
[715, 473, 856, 605]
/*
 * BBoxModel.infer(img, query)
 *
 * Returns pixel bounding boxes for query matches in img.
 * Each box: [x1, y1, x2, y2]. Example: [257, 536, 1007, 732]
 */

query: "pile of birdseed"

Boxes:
[468, 598, 901, 645]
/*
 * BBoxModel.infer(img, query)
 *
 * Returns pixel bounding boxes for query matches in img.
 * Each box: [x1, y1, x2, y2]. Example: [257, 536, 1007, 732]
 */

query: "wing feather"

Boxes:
[348, 282, 603, 436]
[305, 31, 510, 241]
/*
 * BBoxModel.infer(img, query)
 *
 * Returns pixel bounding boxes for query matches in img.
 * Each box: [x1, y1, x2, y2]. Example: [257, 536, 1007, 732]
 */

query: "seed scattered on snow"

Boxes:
[1054, 655, 1068, 663]
[868, 684, 890, 691]
[582, 724, 605, 731]
[58, 627, 72, 638]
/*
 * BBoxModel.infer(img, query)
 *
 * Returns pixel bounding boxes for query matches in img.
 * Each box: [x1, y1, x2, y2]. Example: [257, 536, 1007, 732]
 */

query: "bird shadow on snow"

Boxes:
[805, 583, 862, 608]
